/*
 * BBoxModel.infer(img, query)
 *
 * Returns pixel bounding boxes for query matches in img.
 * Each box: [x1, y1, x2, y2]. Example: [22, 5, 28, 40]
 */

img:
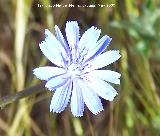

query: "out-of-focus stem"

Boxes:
[0, 82, 46, 108]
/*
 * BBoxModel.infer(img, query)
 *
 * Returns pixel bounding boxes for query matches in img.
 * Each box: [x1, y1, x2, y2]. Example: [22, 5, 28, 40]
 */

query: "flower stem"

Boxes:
[0, 82, 46, 108]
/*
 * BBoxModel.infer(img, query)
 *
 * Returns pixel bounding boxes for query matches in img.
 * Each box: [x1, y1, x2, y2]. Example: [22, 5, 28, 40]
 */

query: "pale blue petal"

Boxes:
[86, 70, 121, 84]
[84, 77, 118, 101]
[40, 29, 68, 67]
[77, 27, 100, 64]
[45, 74, 69, 90]
[71, 80, 84, 117]
[84, 35, 112, 63]
[33, 66, 66, 80]
[65, 21, 79, 48]
[83, 50, 121, 72]
[77, 79, 103, 115]
[55, 25, 70, 55]
[50, 80, 72, 113]
[39, 41, 64, 67]
[78, 26, 100, 51]
[65, 21, 79, 62]
[45, 29, 67, 58]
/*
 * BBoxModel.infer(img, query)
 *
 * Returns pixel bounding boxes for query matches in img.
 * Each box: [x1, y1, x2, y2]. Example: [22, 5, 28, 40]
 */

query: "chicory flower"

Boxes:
[33, 21, 121, 117]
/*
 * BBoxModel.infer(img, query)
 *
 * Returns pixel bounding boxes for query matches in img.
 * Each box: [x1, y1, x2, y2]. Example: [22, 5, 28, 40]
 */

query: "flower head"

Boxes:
[33, 21, 121, 117]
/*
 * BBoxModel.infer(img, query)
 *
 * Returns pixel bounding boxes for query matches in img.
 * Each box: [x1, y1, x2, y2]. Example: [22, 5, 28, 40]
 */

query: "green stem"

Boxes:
[0, 82, 46, 108]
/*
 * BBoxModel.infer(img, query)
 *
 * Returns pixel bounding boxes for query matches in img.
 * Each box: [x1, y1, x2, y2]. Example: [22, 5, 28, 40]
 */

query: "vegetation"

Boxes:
[0, 0, 160, 135]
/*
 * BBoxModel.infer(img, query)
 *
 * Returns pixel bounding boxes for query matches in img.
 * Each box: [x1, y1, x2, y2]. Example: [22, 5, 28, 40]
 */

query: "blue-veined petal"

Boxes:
[65, 21, 79, 48]
[86, 70, 121, 84]
[55, 25, 70, 56]
[71, 79, 84, 117]
[45, 74, 69, 90]
[84, 35, 112, 63]
[50, 80, 72, 113]
[78, 26, 100, 51]
[65, 21, 79, 62]
[84, 77, 118, 101]
[78, 26, 101, 58]
[83, 50, 121, 72]
[55, 25, 69, 49]
[33, 66, 66, 80]
[39, 41, 64, 67]
[77, 79, 103, 115]
[45, 29, 67, 57]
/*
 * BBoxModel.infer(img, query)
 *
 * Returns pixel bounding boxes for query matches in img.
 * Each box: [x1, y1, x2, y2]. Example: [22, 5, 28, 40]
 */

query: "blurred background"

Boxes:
[0, 0, 160, 136]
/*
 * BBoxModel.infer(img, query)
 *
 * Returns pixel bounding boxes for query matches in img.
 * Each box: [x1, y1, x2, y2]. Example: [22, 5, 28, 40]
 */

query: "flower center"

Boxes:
[67, 63, 82, 78]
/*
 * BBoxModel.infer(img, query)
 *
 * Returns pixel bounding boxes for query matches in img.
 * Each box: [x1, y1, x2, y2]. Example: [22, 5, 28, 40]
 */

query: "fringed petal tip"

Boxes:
[50, 105, 104, 116]
[70, 112, 84, 117]
[50, 108, 63, 113]
[115, 73, 121, 85]
[91, 26, 101, 34]
[93, 108, 104, 115]
[86, 107, 104, 116]
[54, 25, 58, 29]
[107, 92, 118, 101]
[71, 108, 84, 117]
[113, 50, 121, 58]
[66, 20, 78, 24]
[72, 107, 104, 117]
[32, 68, 46, 81]
[72, 113, 84, 117]
[50, 109, 84, 117]
[108, 36, 112, 41]
[108, 50, 121, 57]
[44, 29, 50, 36]
[47, 88, 55, 91]
[107, 37, 112, 45]
[45, 83, 55, 91]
